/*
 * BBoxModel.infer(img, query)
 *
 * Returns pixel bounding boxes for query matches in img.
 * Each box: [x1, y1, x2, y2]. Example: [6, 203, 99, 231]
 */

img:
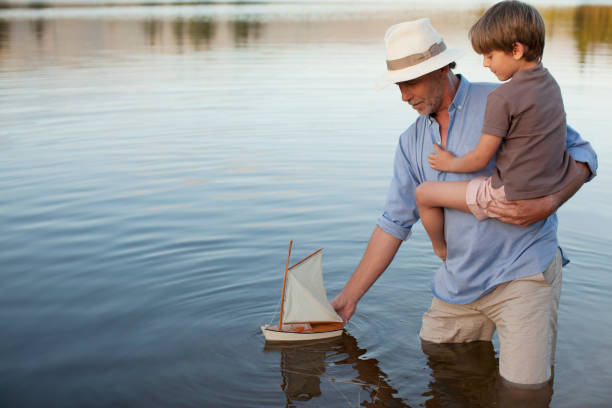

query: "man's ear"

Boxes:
[512, 42, 526, 60]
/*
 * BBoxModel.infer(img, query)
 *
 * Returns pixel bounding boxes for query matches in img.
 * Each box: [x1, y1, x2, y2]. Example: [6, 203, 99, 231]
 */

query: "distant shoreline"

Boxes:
[0, 0, 272, 10]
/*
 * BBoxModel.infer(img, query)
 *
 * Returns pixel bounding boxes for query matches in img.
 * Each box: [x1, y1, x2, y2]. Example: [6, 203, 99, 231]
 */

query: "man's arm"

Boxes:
[331, 226, 402, 322]
[487, 125, 597, 226]
[486, 161, 590, 226]
[333, 126, 420, 321]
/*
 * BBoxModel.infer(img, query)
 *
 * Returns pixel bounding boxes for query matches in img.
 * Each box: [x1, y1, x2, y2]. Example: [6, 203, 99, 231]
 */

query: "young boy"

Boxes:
[415, 0, 580, 261]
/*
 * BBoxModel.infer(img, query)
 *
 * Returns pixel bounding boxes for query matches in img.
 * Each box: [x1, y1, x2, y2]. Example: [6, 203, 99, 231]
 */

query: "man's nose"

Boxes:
[401, 89, 412, 103]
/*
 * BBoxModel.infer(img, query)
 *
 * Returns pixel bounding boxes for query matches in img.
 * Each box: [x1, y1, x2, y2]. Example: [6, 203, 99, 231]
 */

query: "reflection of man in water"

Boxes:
[269, 333, 553, 407]
[422, 341, 554, 407]
[331, 18, 597, 389]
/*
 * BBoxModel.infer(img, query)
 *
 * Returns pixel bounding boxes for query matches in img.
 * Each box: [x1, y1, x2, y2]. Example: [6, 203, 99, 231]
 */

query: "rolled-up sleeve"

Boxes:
[376, 131, 422, 241]
[566, 124, 598, 181]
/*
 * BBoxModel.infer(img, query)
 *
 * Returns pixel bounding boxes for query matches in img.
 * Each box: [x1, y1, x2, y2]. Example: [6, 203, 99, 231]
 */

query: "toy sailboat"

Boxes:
[261, 241, 344, 342]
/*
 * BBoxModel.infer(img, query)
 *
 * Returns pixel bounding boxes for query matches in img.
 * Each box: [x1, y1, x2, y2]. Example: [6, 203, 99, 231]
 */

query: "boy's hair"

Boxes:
[469, 0, 545, 62]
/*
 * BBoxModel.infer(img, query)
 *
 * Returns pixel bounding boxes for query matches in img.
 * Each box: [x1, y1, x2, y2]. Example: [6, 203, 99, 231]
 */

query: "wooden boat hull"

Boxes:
[261, 322, 344, 342]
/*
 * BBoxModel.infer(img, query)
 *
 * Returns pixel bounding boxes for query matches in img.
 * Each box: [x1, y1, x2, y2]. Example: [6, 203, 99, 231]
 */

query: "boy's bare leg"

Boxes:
[417, 200, 447, 261]
[415, 181, 471, 260]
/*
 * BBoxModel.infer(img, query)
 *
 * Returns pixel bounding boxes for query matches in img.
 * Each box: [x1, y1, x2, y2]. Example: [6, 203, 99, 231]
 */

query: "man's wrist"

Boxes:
[549, 193, 561, 214]
[550, 161, 589, 213]
[576, 161, 592, 182]
[342, 287, 361, 305]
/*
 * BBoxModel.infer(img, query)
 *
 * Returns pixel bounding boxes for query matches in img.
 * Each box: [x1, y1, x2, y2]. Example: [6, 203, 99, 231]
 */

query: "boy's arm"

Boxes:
[429, 133, 502, 173]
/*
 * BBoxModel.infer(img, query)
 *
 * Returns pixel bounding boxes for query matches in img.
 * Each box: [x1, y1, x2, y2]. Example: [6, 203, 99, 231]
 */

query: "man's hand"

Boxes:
[486, 195, 557, 227]
[331, 291, 357, 323]
[428, 143, 457, 171]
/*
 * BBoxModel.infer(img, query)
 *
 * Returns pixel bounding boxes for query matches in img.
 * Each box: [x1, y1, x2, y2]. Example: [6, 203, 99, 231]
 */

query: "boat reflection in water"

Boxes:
[264, 333, 406, 407]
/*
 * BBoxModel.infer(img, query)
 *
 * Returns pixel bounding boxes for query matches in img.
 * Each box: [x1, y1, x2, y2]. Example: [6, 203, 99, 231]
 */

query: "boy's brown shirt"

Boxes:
[482, 64, 580, 200]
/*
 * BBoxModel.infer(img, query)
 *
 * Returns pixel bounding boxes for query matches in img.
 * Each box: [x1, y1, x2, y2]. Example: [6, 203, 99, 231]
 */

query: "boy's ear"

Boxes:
[512, 42, 526, 60]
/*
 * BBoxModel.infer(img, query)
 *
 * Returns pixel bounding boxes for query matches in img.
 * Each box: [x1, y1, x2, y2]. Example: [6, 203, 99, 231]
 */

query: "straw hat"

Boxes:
[376, 18, 464, 89]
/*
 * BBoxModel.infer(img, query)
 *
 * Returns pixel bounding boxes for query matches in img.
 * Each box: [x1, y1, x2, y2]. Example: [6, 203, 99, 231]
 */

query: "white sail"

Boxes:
[282, 250, 343, 323]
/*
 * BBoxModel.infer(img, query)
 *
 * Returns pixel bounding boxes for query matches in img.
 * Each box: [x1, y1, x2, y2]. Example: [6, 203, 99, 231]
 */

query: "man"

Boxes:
[331, 18, 597, 388]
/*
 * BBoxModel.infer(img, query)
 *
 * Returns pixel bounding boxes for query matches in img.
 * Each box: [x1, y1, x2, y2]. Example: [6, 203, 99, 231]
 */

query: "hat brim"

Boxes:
[375, 48, 465, 90]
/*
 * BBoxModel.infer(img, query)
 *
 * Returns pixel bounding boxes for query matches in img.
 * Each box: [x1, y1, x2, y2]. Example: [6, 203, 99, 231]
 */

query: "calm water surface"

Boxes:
[1, 1, 611, 407]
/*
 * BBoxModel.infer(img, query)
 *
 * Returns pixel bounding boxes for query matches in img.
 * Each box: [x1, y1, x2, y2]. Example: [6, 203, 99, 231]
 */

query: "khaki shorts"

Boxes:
[419, 249, 563, 387]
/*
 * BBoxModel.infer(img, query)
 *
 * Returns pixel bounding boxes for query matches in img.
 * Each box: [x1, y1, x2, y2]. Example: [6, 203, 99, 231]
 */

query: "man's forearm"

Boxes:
[343, 226, 402, 301]
[332, 226, 402, 321]
[487, 161, 591, 226]
[550, 161, 591, 211]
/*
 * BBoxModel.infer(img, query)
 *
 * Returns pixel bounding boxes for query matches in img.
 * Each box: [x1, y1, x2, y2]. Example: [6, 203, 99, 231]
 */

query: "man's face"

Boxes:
[396, 70, 444, 115]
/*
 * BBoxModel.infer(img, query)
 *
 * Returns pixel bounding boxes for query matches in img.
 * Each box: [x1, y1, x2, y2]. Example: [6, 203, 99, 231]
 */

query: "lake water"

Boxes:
[1, 1, 611, 407]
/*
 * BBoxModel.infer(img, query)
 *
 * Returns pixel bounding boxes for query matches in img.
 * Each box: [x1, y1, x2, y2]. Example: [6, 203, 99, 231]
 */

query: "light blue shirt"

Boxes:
[377, 75, 598, 304]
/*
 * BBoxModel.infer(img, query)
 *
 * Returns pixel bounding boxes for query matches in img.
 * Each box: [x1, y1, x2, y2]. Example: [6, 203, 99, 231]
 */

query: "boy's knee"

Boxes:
[415, 182, 431, 205]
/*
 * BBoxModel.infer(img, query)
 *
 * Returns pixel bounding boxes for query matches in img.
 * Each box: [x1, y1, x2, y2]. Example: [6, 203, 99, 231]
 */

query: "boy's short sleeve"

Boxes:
[481, 91, 512, 138]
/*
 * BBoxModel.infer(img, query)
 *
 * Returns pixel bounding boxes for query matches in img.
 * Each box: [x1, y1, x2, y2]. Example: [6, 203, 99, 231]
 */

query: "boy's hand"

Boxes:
[429, 143, 457, 171]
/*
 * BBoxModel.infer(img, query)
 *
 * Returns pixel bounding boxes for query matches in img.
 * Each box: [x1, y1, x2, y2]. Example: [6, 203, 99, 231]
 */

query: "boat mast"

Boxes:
[278, 240, 293, 330]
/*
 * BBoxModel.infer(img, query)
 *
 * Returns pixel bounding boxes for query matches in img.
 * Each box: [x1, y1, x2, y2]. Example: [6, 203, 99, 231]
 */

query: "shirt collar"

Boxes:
[512, 63, 544, 81]
[427, 74, 470, 124]
[449, 74, 469, 112]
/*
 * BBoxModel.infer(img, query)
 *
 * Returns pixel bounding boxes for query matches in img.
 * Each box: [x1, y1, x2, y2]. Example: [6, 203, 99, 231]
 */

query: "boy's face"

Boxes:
[482, 50, 521, 81]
